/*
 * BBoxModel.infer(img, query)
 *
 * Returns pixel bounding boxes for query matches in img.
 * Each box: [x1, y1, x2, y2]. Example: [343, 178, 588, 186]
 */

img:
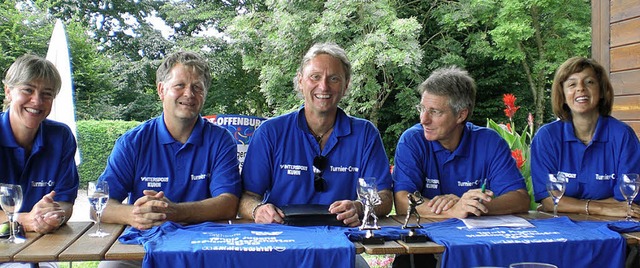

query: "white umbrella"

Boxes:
[46, 19, 81, 165]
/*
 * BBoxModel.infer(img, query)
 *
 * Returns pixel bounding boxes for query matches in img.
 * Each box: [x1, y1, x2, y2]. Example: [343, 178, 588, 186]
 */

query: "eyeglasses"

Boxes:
[415, 104, 446, 117]
[313, 155, 328, 192]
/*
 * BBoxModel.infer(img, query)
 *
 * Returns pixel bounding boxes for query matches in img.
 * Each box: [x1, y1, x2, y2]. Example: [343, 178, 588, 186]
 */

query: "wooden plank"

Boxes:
[105, 236, 145, 261]
[611, 17, 640, 48]
[611, 0, 640, 23]
[0, 232, 42, 262]
[621, 120, 640, 139]
[610, 43, 640, 72]
[591, 0, 610, 70]
[611, 70, 640, 95]
[362, 240, 406, 255]
[612, 95, 640, 120]
[58, 223, 125, 261]
[353, 242, 365, 254]
[13, 222, 91, 262]
[397, 240, 445, 254]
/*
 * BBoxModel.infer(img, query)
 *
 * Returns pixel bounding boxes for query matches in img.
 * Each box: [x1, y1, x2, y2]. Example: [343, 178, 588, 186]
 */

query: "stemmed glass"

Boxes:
[546, 173, 567, 217]
[88, 181, 110, 237]
[619, 173, 640, 221]
[0, 183, 25, 244]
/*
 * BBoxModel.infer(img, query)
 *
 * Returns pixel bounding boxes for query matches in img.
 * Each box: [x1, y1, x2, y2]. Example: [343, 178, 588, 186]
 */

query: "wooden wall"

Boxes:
[592, 0, 640, 137]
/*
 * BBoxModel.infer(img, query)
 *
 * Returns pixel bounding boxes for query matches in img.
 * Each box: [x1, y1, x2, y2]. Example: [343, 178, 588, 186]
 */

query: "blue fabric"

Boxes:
[418, 217, 627, 268]
[119, 222, 355, 268]
[393, 122, 525, 198]
[0, 111, 79, 212]
[99, 114, 241, 203]
[241, 106, 392, 206]
[531, 116, 640, 202]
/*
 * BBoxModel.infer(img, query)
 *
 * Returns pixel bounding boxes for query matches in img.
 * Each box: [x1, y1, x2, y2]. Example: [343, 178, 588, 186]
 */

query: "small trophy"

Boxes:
[401, 191, 428, 243]
[358, 177, 384, 245]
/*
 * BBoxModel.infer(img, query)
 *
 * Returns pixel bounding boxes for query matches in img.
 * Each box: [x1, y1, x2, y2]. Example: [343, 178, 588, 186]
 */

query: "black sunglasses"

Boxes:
[313, 155, 328, 192]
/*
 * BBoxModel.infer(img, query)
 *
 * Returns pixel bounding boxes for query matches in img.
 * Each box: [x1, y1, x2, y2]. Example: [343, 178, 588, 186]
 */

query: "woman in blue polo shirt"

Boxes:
[1, 55, 78, 234]
[531, 57, 640, 217]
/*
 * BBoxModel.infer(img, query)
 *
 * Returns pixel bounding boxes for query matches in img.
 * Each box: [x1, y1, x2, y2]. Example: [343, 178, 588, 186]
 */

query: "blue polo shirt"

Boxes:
[393, 122, 525, 198]
[241, 107, 392, 206]
[99, 114, 241, 203]
[0, 111, 79, 212]
[530, 116, 640, 202]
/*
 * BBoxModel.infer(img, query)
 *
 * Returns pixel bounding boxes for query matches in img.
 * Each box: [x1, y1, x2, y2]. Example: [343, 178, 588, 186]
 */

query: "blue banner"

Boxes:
[204, 114, 266, 145]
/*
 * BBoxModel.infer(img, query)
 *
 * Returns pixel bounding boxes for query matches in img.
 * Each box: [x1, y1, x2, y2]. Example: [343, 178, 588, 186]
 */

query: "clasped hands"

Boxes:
[129, 190, 177, 230]
[25, 191, 66, 234]
[427, 189, 494, 218]
[253, 200, 361, 227]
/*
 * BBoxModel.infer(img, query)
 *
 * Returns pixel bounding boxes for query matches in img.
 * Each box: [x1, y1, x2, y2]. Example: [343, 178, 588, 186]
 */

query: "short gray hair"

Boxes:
[418, 66, 476, 120]
[3, 55, 62, 111]
[156, 51, 211, 91]
[293, 42, 352, 92]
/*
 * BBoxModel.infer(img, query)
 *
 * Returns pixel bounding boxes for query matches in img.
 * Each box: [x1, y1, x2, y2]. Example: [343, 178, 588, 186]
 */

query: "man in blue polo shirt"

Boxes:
[239, 42, 393, 228]
[392, 66, 530, 268]
[98, 51, 241, 232]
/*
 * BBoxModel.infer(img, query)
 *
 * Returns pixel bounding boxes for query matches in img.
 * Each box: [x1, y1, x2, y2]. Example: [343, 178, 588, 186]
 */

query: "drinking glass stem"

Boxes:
[627, 200, 633, 220]
[96, 212, 102, 232]
[7, 213, 15, 240]
[553, 203, 558, 217]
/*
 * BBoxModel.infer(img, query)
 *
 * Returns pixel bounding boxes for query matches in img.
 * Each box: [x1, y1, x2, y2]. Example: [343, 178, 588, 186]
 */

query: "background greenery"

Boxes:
[1, 0, 592, 164]
[77, 120, 141, 185]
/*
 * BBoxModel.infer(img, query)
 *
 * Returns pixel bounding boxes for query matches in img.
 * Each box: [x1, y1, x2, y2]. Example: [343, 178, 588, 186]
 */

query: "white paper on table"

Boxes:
[460, 215, 535, 229]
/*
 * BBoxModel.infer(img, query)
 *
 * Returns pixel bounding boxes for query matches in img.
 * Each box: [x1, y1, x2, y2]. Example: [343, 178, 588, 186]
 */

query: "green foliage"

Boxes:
[76, 120, 141, 185]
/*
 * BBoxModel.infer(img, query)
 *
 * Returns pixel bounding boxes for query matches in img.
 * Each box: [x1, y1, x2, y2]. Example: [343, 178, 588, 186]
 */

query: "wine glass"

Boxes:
[0, 183, 25, 244]
[546, 173, 567, 217]
[619, 173, 640, 221]
[88, 180, 110, 237]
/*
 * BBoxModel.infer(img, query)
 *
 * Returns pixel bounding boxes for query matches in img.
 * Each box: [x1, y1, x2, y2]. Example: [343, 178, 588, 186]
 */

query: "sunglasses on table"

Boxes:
[313, 155, 328, 192]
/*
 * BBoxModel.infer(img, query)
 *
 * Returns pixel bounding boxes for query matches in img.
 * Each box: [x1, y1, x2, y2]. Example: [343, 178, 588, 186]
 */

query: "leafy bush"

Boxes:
[76, 120, 141, 186]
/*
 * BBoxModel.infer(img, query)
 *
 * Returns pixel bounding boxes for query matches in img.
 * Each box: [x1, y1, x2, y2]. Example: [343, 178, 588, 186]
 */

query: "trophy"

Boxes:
[401, 191, 428, 243]
[357, 177, 384, 245]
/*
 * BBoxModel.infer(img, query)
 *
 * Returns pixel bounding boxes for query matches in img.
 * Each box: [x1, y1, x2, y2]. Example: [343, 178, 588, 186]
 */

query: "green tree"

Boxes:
[434, 0, 591, 127]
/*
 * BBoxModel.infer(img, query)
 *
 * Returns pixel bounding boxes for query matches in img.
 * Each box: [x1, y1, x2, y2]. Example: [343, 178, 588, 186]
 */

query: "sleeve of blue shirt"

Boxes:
[359, 120, 393, 192]
[52, 124, 80, 204]
[99, 131, 138, 203]
[209, 127, 242, 198]
[612, 122, 640, 202]
[530, 124, 558, 203]
[483, 129, 526, 196]
[392, 124, 426, 194]
[241, 120, 274, 196]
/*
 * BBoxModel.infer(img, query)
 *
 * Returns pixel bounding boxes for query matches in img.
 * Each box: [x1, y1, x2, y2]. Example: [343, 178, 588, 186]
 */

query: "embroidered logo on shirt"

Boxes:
[31, 180, 55, 187]
[558, 172, 576, 179]
[595, 173, 615, 181]
[329, 165, 360, 173]
[425, 178, 439, 189]
[140, 177, 168, 188]
[457, 179, 481, 187]
[191, 173, 208, 181]
[279, 164, 308, 176]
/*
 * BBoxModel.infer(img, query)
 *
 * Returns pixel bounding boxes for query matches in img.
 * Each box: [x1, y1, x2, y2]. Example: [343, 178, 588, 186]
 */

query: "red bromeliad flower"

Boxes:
[511, 149, 525, 169]
[503, 93, 520, 120]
